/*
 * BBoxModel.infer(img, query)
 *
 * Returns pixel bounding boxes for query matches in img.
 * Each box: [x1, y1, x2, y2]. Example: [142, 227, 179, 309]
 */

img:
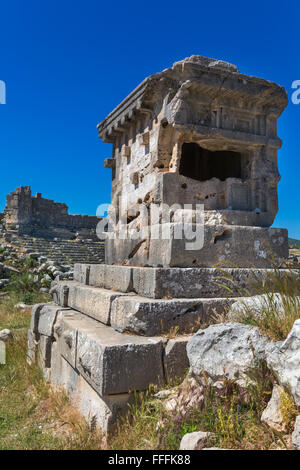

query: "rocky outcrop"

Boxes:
[265, 319, 300, 406]
[292, 416, 300, 450]
[187, 323, 269, 386]
[179, 431, 213, 450]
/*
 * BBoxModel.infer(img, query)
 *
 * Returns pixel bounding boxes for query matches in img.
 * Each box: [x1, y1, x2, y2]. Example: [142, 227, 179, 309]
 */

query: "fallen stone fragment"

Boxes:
[154, 389, 173, 399]
[261, 384, 287, 432]
[292, 416, 300, 450]
[0, 329, 13, 342]
[14, 302, 32, 312]
[3, 265, 20, 274]
[266, 319, 300, 406]
[180, 431, 213, 450]
[163, 337, 190, 383]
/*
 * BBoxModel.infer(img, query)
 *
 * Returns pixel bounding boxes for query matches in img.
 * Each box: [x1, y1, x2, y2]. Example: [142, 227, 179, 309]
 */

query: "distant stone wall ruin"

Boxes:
[3, 186, 102, 239]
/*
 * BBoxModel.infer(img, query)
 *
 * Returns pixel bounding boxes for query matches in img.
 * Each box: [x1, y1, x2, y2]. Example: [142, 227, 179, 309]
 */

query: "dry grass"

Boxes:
[109, 376, 295, 450]
[280, 389, 298, 433]
[0, 294, 105, 450]
[215, 265, 300, 341]
[1, 262, 299, 450]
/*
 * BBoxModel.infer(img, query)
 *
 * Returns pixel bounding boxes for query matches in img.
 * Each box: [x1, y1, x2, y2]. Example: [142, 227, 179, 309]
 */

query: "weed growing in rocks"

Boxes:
[217, 265, 300, 341]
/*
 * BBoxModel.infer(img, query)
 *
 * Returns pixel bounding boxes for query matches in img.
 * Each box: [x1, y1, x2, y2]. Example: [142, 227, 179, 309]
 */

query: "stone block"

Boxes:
[27, 328, 36, 364]
[67, 282, 132, 325]
[56, 312, 89, 368]
[75, 314, 164, 395]
[102, 265, 133, 292]
[74, 263, 90, 284]
[37, 334, 52, 369]
[163, 224, 289, 268]
[163, 337, 190, 383]
[104, 158, 116, 169]
[106, 224, 288, 268]
[30, 303, 47, 333]
[78, 263, 287, 299]
[56, 356, 131, 433]
[87, 264, 105, 286]
[131, 266, 239, 299]
[82, 264, 133, 292]
[37, 303, 70, 337]
[49, 340, 63, 385]
[50, 282, 70, 307]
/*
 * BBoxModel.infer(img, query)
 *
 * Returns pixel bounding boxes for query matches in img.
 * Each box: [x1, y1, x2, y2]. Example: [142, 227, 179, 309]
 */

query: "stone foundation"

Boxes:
[28, 262, 293, 432]
[28, 55, 290, 433]
[27, 301, 192, 431]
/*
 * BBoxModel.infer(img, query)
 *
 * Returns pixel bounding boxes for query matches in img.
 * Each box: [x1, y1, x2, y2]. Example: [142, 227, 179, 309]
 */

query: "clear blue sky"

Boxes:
[0, 1, 299, 236]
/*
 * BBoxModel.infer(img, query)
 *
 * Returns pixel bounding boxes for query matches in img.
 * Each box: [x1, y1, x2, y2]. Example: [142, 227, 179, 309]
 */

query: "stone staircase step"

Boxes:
[28, 304, 191, 431]
[31, 306, 165, 395]
[51, 280, 234, 335]
[14, 235, 104, 265]
[74, 264, 281, 299]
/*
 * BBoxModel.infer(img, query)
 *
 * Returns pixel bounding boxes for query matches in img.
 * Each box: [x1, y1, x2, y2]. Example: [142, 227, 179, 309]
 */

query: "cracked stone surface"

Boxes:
[98, 55, 288, 268]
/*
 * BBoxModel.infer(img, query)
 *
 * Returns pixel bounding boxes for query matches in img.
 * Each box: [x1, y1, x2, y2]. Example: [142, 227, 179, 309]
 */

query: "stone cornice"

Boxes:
[97, 56, 288, 143]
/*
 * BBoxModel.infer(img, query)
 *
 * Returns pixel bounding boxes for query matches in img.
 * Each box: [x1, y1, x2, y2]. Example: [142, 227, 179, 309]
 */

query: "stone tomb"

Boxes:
[28, 56, 289, 432]
[100, 55, 288, 268]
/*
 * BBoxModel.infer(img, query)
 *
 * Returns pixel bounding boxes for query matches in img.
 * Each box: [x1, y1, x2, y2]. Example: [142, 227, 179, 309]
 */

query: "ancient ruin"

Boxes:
[28, 56, 289, 432]
[101, 55, 288, 268]
[3, 186, 101, 240]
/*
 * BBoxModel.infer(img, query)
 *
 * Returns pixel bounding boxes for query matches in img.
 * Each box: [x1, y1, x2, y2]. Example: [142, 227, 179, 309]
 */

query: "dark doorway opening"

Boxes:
[179, 143, 242, 182]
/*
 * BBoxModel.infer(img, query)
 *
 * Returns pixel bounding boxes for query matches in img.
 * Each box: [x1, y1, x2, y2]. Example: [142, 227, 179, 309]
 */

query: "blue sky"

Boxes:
[0, 0, 299, 236]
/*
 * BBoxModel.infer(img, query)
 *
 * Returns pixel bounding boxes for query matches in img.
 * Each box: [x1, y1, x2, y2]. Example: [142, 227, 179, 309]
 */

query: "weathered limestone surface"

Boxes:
[28, 55, 289, 432]
[292, 416, 300, 450]
[265, 319, 300, 406]
[51, 280, 234, 335]
[52, 354, 132, 433]
[110, 295, 231, 335]
[179, 431, 213, 450]
[187, 323, 269, 386]
[106, 225, 288, 268]
[261, 384, 287, 432]
[74, 263, 291, 299]
[229, 293, 300, 321]
[99, 55, 288, 268]
[4, 186, 102, 240]
[163, 337, 190, 383]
